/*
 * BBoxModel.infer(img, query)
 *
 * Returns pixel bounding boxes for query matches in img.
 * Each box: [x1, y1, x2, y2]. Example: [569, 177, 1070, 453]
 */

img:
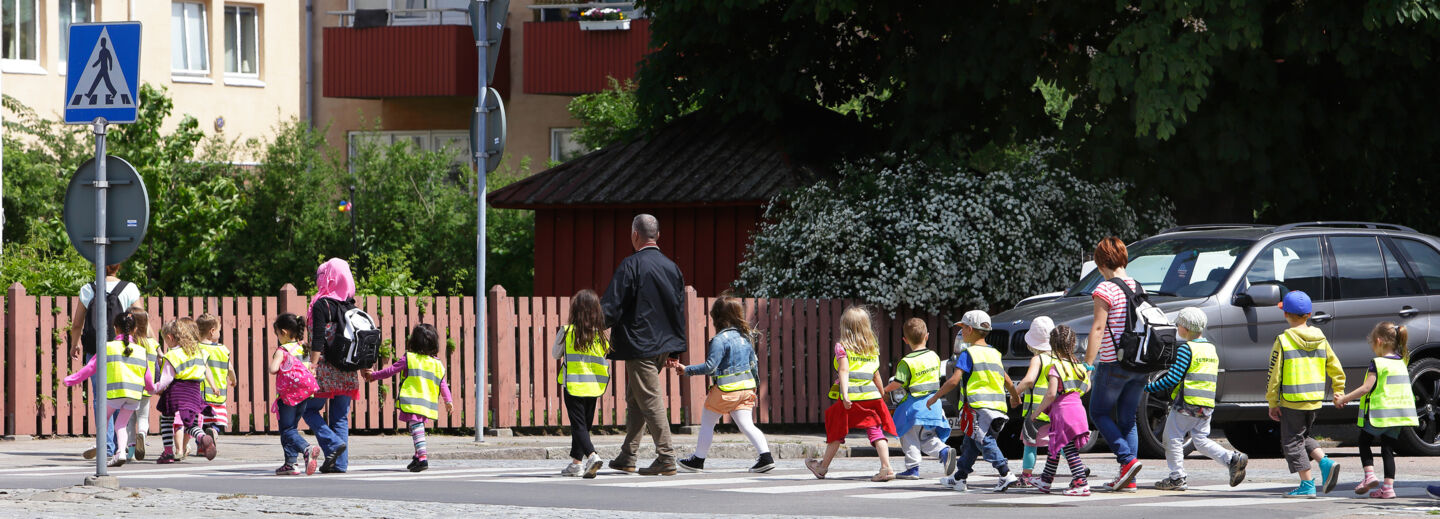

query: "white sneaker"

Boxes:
[940, 474, 957, 487]
[992, 472, 1019, 492]
[952, 479, 969, 492]
[583, 454, 603, 479]
[561, 462, 582, 477]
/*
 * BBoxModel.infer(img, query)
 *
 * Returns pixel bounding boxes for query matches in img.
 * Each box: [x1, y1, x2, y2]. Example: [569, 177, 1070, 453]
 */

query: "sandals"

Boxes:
[804, 458, 827, 480]
[871, 470, 896, 482]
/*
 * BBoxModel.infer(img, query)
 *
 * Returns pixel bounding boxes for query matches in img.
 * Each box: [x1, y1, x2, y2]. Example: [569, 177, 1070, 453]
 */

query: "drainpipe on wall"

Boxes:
[306, 0, 316, 127]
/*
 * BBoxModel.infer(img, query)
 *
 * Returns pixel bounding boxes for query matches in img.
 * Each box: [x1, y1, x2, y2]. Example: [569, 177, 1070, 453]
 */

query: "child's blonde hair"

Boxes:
[1369, 321, 1409, 362]
[162, 319, 201, 357]
[838, 306, 879, 356]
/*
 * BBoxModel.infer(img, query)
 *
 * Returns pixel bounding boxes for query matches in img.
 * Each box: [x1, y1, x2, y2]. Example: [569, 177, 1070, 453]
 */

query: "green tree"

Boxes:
[636, 1, 1440, 229]
[567, 78, 641, 152]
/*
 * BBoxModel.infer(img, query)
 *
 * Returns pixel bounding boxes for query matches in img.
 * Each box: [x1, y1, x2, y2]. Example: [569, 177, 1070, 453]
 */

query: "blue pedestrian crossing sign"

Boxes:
[64, 22, 141, 124]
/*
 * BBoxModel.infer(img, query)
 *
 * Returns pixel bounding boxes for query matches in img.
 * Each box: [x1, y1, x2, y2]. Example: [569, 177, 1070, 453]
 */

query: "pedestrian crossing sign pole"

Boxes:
[63, 21, 142, 488]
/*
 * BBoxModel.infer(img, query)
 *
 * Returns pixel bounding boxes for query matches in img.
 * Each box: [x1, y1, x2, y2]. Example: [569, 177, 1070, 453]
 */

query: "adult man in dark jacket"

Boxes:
[602, 214, 687, 476]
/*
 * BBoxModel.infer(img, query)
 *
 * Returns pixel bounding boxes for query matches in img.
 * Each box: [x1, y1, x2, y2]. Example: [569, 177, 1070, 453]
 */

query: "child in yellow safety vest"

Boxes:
[63, 311, 154, 468]
[365, 324, 453, 473]
[881, 318, 953, 480]
[806, 306, 898, 482]
[196, 314, 236, 438]
[928, 310, 1021, 493]
[1335, 322, 1418, 499]
[1266, 290, 1346, 498]
[1034, 326, 1093, 496]
[1012, 316, 1057, 488]
[1143, 307, 1249, 491]
[125, 307, 158, 462]
[674, 295, 773, 474]
[154, 318, 220, 464]
[551, 289, 611, 478]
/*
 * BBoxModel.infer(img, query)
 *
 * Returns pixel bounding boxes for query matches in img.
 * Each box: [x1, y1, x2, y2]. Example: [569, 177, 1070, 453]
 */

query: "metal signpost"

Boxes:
[61, 21, 144, 487]
[470, 0, 509, 441]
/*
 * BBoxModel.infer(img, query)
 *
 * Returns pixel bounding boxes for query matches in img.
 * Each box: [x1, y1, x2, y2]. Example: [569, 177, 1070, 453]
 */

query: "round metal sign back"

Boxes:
[62, 156, 150, 265]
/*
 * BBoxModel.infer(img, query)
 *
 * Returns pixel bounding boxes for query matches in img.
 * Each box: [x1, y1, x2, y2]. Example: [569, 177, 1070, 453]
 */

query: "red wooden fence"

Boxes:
[2, 283, 961, 436]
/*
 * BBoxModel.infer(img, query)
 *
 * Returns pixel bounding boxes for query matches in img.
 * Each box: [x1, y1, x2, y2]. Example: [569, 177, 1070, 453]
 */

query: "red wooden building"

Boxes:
[488, 108, 864, 297]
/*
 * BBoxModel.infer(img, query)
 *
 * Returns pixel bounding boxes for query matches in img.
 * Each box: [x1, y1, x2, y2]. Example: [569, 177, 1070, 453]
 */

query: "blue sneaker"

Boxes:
[896, 467, 921, 480]
[1427, 484, 1440, 499]
[1318, 457, 1340, 494]
[939, 447, 957, 477]
[1285, 480, 1317, 499]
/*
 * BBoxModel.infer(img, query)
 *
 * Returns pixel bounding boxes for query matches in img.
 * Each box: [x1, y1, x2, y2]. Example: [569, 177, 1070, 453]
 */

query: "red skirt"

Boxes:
[824, 398, 897, 443]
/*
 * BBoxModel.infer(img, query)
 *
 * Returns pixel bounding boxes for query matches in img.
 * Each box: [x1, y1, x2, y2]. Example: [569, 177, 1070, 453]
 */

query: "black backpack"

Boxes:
[322, 298, 381, 372]
[80, 281, 130, 356]
[1105, 278, 1178, 374]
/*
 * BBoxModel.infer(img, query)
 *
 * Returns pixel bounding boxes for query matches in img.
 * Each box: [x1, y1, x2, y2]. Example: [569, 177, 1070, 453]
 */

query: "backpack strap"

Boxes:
[110, 281, 130, 300]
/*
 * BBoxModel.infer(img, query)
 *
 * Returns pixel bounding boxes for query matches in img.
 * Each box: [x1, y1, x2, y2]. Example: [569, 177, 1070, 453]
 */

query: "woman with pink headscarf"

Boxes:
[307, 258, 361, 473]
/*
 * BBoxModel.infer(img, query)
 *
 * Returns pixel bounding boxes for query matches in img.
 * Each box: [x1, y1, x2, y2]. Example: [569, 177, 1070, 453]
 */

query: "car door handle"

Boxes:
[1399, 306, 1420, 318]
[1310, 312, 1333, 324]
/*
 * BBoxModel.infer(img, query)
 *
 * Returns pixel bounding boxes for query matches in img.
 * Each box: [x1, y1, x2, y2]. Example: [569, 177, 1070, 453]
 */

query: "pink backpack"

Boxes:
[270, 349, 318, 413]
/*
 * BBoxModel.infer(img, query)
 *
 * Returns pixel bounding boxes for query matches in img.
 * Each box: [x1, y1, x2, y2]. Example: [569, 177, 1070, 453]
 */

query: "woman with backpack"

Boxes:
[1085, 236, 1147, 492]
[307, 258, 362, 473]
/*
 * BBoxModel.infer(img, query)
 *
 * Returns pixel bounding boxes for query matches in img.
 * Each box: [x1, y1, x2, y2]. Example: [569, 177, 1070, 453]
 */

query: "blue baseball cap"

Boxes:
[1282, 290, 1312, 315]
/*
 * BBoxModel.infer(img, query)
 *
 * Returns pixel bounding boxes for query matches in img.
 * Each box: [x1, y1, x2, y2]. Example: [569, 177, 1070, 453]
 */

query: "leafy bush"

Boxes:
[567, 78, 640, 152]
[735, 147, 1175, 313]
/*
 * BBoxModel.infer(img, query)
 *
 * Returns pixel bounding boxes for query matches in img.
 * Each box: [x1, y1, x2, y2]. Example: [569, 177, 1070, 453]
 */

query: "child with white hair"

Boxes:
[1143, 307, 1249, 490]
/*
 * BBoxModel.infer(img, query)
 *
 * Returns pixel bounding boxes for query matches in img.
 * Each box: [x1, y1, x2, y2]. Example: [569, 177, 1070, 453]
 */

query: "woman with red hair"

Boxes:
[1085, 237, 1148, 493]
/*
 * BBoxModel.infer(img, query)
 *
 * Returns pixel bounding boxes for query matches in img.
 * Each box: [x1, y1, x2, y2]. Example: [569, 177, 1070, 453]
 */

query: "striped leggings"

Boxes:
[1041, 439, 1088, 486]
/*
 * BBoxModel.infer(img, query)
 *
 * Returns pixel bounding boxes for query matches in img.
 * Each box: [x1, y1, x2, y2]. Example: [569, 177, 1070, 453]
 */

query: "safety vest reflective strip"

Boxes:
[830, 353, 881, 401]
[715, 369, 757, 392]
[202, 344, 231, 404]
[1054, 359, 1088, 394]
[899, 350, 942, 399]
[1175, 341, 1219, 407]
[1023, 354, 1052, 421]
[104, 341, 147, 400]
[1279, 334, 1328, 402]
[557, 326, 610, 397]
[164, 349, 208, 381]
[965, 345, 1007, 411]
[399, 352, 446, 419]
[142, 339, 158, 397]
[1361, 357, 1419, 427]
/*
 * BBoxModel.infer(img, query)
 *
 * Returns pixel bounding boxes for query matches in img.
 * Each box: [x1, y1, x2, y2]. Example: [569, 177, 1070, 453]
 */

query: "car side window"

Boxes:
[1330, 236, 1387, 300]
[1382, 241, 1421, 296]
[1397, 238, 1440, 293]
[1245, 237, 1326, 300]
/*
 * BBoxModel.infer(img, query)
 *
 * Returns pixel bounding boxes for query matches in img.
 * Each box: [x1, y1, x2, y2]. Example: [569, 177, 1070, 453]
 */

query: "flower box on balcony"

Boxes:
[579, 19, 630, 31]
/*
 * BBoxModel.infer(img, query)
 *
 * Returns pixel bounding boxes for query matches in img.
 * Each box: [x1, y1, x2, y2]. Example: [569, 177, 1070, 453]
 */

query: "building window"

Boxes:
[171, 1, 209, 73]
[59, 0, 94, 68]
[2, 0, 38, 63]
[348, 0, 469, 26]
[550, 128, 587, 163]
[223, 5, 258, 76]
[348, 129, 472, 169]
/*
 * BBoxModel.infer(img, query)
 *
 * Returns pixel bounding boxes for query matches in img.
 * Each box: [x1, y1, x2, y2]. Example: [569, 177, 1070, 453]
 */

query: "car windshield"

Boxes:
[1064, 238, 1254, 298]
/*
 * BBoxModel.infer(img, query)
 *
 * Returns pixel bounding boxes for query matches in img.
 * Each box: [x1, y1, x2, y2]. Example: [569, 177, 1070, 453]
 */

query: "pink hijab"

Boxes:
[308, 258, 355, 325]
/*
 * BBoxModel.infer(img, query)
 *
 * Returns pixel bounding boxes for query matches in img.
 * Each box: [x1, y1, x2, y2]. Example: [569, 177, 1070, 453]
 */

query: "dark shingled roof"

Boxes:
[488, 106, 865, 209]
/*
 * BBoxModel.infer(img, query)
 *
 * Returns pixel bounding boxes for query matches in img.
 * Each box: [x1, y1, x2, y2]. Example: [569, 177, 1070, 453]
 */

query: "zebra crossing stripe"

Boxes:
[851, 490, 953, 499]
[714, 481, 890, 494]
[587, 471, 878, 488]
[1127, 497, 1342, 507]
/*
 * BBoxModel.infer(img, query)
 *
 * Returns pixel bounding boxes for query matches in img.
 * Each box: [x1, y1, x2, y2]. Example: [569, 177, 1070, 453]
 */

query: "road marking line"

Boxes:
[1128, 497, 1342, 507]
[587, 471, 876, 488]
[0, 462, 279, 478]
[350, 469, 556, 482]
[852, 490, 956, 499]
[714, 481, 891, 494]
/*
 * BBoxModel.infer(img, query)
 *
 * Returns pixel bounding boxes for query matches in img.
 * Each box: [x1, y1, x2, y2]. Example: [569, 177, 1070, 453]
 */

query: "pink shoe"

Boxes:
[1369, 486, 1396, 499]
[1064, 482, 1092, 497]
[1036, 479, 1053, 494]
[304, 446, 322, 476]
[198, 435, 217, 461]
[1354, 473, 1379, 494]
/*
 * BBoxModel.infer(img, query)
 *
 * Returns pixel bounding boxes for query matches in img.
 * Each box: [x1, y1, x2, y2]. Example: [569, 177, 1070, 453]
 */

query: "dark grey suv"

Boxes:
[989, 222, 1440, 457]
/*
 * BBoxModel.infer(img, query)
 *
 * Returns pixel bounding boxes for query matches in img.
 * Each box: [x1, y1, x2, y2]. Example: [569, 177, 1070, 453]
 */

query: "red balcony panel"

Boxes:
[523, 19, 653, 95]
[324, 25, 511, 99]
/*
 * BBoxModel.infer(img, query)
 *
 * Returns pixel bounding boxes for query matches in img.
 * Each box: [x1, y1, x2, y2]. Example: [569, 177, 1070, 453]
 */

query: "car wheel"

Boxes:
[1396, 357, 1440, 455]
[1137, 392, 1193, 459]
[1221, 422, 1282, 458]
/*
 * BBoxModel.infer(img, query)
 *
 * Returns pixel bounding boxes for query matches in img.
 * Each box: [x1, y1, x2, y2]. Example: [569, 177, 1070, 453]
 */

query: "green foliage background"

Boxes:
[2, 84, 534, 297]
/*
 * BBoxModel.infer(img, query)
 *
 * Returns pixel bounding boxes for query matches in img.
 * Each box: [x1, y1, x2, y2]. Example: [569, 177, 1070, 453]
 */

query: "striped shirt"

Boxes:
[1092, 278, 1138, 363]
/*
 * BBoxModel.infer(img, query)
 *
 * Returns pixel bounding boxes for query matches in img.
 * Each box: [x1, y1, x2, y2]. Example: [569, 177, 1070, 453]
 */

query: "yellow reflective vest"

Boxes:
[399, 352, 446, 420]
[140, 338, 159, 397]
[1023, 353, 1053, 422]
[830, 351, 881, 401]
[899, 350, 941, 399]
[201, 342, 231, 404]
[964, 344, 1007, 412]
[104, 340, 148, 401]
[163, 347, 208, 381]
[1279, 333, 1328, 402]
[557, 325, 610, 397]
[1361, 356, 1419, 428]
[1175, 340, 1218, 408]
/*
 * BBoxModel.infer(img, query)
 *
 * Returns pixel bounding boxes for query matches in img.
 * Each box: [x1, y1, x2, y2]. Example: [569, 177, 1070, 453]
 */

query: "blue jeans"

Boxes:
[956, 434, 1009, 480]
[83, 353, 118, 457]
[1089, 362, 1148, 465]
[326, 396, 352, 471]
[278, 398, 341, 464]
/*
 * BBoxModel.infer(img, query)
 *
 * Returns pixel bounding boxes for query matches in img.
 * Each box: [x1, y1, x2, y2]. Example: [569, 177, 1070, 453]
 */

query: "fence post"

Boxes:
[277, 284, 305, 317]
[5, 284, 37, 437]
[489, 285, 516, 429]
[681, 286, 706, 425]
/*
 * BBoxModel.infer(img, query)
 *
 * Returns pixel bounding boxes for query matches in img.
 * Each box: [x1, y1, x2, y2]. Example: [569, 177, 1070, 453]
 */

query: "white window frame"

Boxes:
[347, 0, 469, 26]
[347, 129, 473, 170]
[223, 4, 260, 78]
[2, 0, 41, 72]
[172, 1, 210, 76]
[58, 0, 95, 71]
[550, 128, 587, 163]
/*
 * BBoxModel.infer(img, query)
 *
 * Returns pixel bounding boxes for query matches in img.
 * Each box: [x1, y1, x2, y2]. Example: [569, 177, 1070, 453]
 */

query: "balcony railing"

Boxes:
[328, 7, 470, 28]
[322, 5, 512, 99]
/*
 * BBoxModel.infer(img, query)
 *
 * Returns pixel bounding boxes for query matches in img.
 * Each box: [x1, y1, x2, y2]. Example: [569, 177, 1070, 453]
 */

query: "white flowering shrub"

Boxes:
[735, 150, 1175, 313]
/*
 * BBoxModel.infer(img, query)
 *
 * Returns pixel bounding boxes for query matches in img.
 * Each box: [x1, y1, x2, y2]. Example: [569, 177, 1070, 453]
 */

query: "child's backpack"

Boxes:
[272, 349, 318, 411]
[1106, 278, 1178, 374]
[80, 281, 130, 356]
[324, 299, 381, 372]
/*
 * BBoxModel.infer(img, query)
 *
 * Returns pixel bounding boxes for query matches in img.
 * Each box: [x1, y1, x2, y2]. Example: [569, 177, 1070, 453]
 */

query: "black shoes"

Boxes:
[678, 456, 706, 473]
[407, 456, 429, 473]
[320, 444, 348, 474]
[750, 452, 775, 473]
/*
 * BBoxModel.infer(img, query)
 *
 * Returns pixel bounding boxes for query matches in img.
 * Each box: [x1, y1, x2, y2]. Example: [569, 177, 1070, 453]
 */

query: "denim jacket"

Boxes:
[683, 328, 758, 384]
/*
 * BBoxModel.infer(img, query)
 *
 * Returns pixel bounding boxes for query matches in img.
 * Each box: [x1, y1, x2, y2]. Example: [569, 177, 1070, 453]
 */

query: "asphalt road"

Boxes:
[1, 455, 1434, 518]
